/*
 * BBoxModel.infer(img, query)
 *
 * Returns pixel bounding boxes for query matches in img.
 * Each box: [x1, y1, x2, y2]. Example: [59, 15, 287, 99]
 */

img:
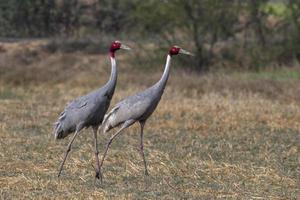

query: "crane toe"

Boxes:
[95, 170, 103, 183]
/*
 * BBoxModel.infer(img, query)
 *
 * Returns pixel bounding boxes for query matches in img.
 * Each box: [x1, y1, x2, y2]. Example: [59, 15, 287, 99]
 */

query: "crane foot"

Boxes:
[95, 171, 103, 184]
[145, 170, 149, 176]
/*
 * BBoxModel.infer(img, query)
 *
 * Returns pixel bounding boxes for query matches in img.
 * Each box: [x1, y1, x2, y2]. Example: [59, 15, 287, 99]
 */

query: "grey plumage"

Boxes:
[103, 75, 166, 133]
[53, 41, 130, 180]
[100, 46, 192, 178]
[53, 72, 116, 139]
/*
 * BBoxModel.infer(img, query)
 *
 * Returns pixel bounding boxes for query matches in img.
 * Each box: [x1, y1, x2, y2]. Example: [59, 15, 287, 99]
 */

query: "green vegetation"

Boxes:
[263, 2, 289, 17]
[1, 0, 300, 71]
[233, 68, 300, 81]
[0, 89, 20, 100]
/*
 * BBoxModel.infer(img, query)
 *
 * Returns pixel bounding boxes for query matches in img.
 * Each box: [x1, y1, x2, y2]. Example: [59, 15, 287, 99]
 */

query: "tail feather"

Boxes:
[53, 110, 67, 139]
[53, 121, 64, 139]
[58, 111, 66, 121]
[102, 106, 119, 133]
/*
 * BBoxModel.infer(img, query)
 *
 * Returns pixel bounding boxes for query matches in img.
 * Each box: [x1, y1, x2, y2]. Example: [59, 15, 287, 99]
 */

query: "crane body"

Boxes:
[54, 65, 116, 139]
[53, 41, 130, 180]
[101, 46, 192, 178]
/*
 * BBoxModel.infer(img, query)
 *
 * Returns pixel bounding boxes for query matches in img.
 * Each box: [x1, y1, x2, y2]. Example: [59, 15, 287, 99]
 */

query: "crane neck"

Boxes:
[108, 49, 117, 86]
[155, 54, 172, 93]
[103, 55, 117, 95]
[108, 56, 118, 89]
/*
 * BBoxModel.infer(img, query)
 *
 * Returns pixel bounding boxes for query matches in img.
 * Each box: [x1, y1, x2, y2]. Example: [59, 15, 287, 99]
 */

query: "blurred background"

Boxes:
[1, 0, 300, 72]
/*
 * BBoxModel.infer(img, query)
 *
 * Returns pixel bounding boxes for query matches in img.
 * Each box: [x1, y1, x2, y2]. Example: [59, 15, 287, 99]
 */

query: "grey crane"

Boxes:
[101, 46, 192, 178]
[53, 40, 131, 180]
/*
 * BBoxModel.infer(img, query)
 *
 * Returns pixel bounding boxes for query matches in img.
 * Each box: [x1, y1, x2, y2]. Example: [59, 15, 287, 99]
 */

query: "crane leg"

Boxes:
[139, 121, 149, 176]
[58, 127, 81, 177]
[99, 119, 135, 178]
[92, 126, 102, 181]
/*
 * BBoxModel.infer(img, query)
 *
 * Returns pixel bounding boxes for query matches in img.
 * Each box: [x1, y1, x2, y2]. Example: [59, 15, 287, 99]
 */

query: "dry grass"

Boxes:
[0, 40, 300, 199]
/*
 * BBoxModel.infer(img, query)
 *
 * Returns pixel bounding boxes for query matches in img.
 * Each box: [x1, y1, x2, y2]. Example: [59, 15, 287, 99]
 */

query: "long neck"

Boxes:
[155, 54, 172, 92]
[104, 55, 117, 94]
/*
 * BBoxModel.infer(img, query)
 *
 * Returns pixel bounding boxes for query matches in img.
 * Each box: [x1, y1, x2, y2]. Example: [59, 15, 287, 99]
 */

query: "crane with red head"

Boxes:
[53, 40, 131, 180]
[101, 45, 193, 181]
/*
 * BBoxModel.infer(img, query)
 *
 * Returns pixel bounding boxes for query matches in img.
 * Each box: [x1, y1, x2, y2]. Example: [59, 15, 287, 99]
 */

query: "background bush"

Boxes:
[0, 0, 300, 71]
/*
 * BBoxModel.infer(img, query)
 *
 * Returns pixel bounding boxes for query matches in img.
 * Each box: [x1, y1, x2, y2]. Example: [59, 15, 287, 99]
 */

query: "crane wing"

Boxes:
[55, 97, 89, 123]
[66, 98, 88, 109]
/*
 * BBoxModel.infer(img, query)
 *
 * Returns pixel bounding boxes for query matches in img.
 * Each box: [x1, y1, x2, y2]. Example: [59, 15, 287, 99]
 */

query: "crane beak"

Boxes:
[179, 48, 194, 56]
[120, 44, 131, 50]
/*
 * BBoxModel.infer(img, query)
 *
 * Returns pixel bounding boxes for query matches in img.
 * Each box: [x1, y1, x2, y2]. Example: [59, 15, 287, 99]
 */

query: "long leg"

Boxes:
[139, 121, 149, 175]
[92, 126, 101, 180]
[99, 120, 135, 172]
[58, 127, 81, 177]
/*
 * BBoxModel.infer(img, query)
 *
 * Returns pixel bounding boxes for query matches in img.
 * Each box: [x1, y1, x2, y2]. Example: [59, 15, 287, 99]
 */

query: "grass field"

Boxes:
[0, 40, 300, 199]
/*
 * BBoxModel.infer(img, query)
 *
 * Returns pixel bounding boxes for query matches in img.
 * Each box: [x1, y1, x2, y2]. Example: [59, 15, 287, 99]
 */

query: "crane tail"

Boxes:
[102, 106, 119, 133]
[53, 122, 64, 139]
[53, 111, 67, 139]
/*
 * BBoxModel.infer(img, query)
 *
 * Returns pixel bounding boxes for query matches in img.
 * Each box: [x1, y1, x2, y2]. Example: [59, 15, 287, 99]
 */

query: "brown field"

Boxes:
[0, 40, 300, 199]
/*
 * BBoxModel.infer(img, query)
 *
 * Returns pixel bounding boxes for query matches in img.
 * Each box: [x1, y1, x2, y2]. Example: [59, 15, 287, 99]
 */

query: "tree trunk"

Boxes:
[250, 0, 266, 47]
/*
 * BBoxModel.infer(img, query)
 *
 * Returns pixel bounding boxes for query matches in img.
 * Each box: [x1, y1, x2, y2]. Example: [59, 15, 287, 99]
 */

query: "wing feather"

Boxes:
[102, 105, 120, 131]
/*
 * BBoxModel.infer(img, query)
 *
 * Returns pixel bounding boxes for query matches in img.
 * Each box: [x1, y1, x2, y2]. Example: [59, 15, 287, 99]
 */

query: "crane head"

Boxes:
[110, 41, 131, 52]
[169, 46, 193, 56]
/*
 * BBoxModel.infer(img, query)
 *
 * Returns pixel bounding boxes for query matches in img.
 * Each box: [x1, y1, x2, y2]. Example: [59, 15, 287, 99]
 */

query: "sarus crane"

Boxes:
[101, 46, 193, 179]
[53, 40, 131, 180]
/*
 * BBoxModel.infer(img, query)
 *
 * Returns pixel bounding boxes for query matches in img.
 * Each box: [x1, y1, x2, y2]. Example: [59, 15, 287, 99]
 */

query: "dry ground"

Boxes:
[0, 40, 299, 199]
